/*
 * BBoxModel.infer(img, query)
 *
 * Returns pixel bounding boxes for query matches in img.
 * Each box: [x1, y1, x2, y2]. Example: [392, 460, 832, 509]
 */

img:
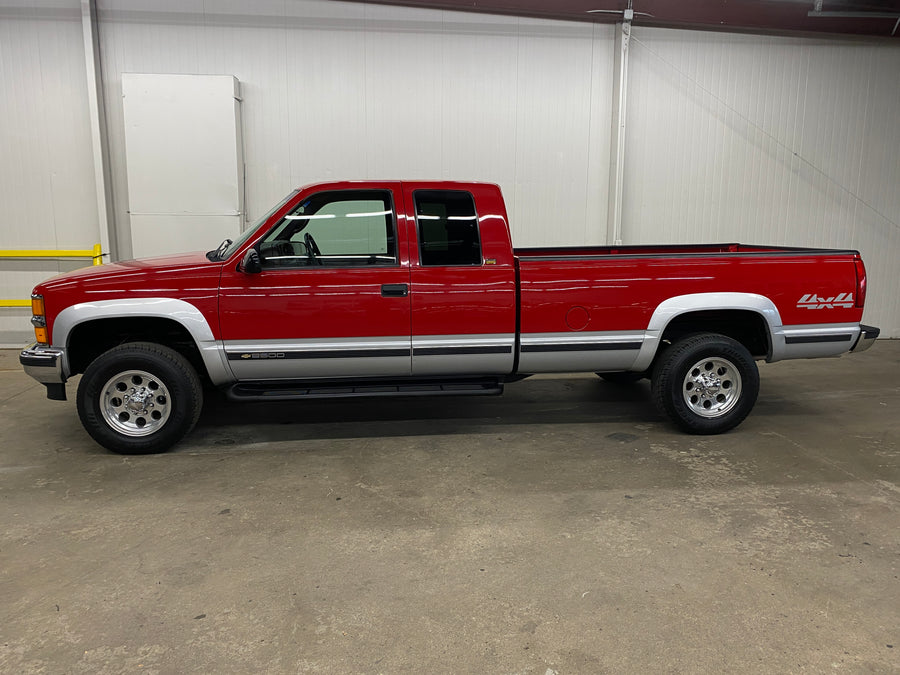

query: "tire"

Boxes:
[651, 333, 759, 435]
[597, 371, 645, 385]
[76, 342, 203, 454]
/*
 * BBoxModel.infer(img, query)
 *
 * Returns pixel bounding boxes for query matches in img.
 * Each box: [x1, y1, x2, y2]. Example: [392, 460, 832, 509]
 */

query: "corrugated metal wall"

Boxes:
[0, 0, 99, 342]
[96, 0, 614, 257]
[1, 1, 898, 343]
[624, 27, 900, 335]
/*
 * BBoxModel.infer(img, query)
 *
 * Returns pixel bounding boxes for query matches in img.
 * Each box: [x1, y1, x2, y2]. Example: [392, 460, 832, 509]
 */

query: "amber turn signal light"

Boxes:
[31, 294, 44, 316]
[31, 294, 47, 344]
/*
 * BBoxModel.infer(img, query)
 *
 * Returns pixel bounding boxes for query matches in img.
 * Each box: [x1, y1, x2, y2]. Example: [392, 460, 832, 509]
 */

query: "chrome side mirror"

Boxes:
[240, 249, 262, 274]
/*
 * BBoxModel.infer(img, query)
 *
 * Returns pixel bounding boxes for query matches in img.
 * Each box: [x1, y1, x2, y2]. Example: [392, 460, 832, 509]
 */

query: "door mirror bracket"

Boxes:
[240, 249, 262, 274]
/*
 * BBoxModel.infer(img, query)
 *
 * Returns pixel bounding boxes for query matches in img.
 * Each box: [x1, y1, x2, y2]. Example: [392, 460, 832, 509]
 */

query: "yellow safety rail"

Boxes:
[0, 244, 103, 308]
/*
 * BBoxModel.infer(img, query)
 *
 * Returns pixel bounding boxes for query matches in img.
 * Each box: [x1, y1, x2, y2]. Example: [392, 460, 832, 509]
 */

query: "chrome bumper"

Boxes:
[20, 343, 66, 384]
[851, 325, 880, 353]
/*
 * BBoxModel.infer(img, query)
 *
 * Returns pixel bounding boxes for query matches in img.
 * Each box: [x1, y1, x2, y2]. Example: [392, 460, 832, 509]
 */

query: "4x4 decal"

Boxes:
[797, 292, 854, 309]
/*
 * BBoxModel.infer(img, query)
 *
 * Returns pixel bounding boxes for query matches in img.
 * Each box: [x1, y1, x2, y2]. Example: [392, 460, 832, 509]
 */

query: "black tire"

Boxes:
[597, 371, 645, 384]
[76, 342, 203, 454]
[651, 333, 759, 435]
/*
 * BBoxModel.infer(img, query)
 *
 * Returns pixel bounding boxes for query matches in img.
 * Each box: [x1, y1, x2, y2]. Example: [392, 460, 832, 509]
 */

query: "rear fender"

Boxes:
[632, 292, 782, 371]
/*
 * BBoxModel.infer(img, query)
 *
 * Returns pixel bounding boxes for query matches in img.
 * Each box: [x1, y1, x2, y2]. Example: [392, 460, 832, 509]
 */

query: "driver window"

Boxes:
[258, 190, 397, 268]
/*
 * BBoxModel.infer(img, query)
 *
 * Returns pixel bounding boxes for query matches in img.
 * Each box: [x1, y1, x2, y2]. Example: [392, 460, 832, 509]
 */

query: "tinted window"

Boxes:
[259, 190, 396, 268]
[414, 190, 481, 266]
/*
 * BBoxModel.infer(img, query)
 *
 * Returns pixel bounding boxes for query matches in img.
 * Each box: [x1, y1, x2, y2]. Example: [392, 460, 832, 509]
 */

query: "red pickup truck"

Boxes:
[21, 181, 879, 454]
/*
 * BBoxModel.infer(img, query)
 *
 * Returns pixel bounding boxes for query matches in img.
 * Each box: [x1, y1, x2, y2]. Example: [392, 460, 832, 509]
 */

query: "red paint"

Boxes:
[517, 250, 863, 334]
[36, 252, 222, 343]
[32, 180, 866, 357]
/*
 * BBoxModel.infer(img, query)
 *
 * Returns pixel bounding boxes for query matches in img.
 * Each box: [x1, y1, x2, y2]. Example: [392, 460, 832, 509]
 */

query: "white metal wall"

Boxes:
[0, 0, 99, 342]
[624, 27, 900, 336]
[96, 0, 614, 255]
[1, 1, 899, 342]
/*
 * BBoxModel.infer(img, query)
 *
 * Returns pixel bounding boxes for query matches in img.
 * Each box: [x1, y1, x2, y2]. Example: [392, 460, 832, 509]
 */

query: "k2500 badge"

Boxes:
[797, 292, 854, 309]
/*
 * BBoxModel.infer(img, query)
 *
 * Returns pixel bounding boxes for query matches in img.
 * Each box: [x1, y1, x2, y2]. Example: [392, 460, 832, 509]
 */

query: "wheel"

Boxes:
[597, 371, 645, 384]
[76, 342, 203, 454]
[651, 333, 759, 434]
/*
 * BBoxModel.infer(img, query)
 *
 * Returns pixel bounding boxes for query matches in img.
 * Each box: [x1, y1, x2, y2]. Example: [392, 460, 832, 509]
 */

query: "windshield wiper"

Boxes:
[207, 238, 233, 261]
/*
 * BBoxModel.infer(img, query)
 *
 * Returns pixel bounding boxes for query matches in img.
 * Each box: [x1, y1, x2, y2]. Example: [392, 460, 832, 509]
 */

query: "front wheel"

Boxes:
[76, 342, 203, 454]
[651, 334, 759, 434]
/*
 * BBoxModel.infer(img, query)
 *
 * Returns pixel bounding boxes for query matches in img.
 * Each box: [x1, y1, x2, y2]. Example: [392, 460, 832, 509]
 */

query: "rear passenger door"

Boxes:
[404, 185, 517, 377]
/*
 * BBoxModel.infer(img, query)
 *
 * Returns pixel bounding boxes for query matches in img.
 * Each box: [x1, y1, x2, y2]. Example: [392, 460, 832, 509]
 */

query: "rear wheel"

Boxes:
[651, 333, 759, 434]
[76, 342, 203, 454]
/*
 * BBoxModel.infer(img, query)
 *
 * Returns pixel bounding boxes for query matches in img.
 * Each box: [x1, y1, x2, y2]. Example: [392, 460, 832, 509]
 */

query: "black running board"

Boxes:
[226, 377, 504, 402]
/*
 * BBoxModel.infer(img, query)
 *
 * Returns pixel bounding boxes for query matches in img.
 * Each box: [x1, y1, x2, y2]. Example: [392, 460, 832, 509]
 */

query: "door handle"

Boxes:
[381, 283, 409, 298]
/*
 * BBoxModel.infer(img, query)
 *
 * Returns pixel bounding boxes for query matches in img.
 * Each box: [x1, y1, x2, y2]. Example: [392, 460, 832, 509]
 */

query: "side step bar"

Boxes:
[226, 377, 504, 402]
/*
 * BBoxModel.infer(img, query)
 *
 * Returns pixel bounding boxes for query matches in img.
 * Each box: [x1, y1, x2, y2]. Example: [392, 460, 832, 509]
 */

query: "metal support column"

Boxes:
[606, 12, 632, 246]
[81, 0, 116, 261]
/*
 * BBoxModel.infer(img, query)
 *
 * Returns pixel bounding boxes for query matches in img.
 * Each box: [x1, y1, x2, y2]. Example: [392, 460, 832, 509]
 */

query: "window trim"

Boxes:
[413, 189, 483, 268]
[257, 189, 400, 270]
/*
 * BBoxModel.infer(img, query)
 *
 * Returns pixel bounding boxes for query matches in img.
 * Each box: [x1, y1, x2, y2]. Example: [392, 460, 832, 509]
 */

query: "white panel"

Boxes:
[128, 214, 237, 259]
[512, 18, 610, 247]
[122, 73, 242, 257]
[0, 0, 99, 344]
[624, 28, 900, 336]
[97, 0, 614, 258]
[0, 1, 98, 250]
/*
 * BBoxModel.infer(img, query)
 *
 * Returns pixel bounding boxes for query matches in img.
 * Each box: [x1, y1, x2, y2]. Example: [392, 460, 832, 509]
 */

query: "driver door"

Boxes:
[218, 184, 412, 380]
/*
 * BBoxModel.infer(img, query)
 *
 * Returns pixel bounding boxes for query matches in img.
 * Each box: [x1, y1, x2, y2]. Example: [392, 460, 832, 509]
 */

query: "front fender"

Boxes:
[52, 298, 233, 385]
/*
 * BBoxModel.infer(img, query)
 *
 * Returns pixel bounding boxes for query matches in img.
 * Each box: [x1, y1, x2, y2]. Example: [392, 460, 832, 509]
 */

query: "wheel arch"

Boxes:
[54, 298, 232, 385]
[632, 292, 782, 372]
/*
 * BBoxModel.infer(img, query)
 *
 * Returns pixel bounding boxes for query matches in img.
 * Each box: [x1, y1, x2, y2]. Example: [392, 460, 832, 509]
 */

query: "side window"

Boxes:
[259, 190, 396, 268]
[414, 190, 481, 266]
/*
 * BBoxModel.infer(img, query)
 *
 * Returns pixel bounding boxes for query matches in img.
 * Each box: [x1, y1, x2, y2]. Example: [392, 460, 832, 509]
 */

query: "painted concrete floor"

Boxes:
[1, 343, 898, 673]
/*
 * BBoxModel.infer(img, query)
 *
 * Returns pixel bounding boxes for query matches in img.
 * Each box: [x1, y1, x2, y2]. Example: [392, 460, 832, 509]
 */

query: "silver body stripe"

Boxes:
[224, 336, 411, 380]
[224, 334, 517, 379]
[411, 333, 515, 376]
[518, 331, 644, 373]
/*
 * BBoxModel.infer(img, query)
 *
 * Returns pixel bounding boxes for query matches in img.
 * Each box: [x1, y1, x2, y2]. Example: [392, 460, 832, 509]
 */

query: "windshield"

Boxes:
[214, 190, 298, 260]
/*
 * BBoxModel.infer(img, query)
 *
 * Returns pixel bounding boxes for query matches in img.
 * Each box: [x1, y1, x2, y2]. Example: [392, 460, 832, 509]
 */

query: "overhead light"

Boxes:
[807, 11, 900, 18]
[587, 9, 653, 18]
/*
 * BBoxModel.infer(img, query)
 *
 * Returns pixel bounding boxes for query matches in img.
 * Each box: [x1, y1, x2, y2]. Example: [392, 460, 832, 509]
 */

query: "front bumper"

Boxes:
[851, 324, 880, 353]
[20, 343, 66, 385]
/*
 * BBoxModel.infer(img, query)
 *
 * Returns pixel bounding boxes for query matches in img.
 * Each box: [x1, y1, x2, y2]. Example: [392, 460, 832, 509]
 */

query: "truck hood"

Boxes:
[36, 251, 222, 293]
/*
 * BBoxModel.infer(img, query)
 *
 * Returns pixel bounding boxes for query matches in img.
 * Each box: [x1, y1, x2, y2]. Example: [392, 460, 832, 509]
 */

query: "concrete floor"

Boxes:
[1, 343, 898, 674]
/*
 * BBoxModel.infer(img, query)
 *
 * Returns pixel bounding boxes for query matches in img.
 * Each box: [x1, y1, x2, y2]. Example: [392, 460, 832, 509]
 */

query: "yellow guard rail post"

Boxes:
[0, 244, 103, 307]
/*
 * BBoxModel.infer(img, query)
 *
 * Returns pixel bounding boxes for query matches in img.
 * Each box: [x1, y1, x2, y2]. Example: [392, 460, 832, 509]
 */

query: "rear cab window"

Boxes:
[414, 190, 481, 266]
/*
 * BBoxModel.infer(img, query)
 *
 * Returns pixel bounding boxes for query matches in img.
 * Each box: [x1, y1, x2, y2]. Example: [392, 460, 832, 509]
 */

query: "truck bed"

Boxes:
[514, 241, 863, 369]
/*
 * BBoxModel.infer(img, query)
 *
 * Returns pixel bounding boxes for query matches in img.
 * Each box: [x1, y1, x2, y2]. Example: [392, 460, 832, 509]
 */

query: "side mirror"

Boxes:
[240, 249, 262, 274]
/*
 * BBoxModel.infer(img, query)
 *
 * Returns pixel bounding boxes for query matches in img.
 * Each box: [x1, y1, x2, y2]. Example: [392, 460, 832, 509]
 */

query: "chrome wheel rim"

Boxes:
[682, 357, 742, 418]
[100, 369, 172, 437]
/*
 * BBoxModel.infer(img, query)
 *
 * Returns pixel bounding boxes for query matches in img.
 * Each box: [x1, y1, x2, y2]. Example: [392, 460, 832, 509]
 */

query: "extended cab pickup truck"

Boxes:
[21, 181, 879, 454]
